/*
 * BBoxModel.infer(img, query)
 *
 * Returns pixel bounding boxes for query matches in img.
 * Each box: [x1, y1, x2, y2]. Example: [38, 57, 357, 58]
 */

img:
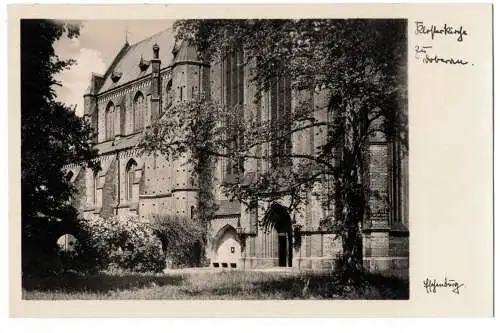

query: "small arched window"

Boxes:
[133, 92, 145, 132]
[105, 102, 115, 140]
[126, 159, 137, 201]
[65, 171, 74, 182]
[190, 205, 195, 220]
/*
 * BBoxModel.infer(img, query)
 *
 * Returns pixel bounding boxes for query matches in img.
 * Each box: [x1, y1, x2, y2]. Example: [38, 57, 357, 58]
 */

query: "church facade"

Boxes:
[64, 28, 409, 272]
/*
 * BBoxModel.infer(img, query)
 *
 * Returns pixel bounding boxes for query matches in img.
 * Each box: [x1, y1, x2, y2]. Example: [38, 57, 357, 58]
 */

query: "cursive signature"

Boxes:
[415, 21, 468, 42]
[423, 277, 465, 295]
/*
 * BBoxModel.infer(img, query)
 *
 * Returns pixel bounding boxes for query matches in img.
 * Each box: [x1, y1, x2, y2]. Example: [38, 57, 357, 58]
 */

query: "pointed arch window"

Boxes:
[133, 92, 145, 132]
[165, 79, 173, 108]
[65, 171, 74, 182]
[105, 102, 115, 140]
[91, 170, 99, 206]
[224, 49, 245, 178]
[125, 159, 137, 201]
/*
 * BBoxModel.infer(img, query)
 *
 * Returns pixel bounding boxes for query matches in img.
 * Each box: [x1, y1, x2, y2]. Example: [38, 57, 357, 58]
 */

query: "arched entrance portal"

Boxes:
[266, 204, 293, 267]
[212, 225, 241, 268]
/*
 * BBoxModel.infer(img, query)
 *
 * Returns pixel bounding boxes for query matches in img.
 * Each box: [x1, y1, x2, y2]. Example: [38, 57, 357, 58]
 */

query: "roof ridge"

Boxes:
[102, 42, 130, 79]
[129, 26, 174, 49]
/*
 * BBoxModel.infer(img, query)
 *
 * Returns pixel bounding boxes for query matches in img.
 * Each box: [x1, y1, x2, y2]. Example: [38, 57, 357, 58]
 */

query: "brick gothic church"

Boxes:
[64, 28, 409, 271]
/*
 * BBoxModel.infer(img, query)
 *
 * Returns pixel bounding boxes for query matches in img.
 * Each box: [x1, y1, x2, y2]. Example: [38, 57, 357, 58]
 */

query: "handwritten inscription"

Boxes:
[414, 45, 469, 65]
[423, 277, 465, 295]
[414, 21, 472, 66]
[415, 21, 468, 42]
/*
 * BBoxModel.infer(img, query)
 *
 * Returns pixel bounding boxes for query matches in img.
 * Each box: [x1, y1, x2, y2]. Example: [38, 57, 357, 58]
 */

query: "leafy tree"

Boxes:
[149, 214, 206, 268]
[140, 19, 407, 279]
[21, 19, 97, 276]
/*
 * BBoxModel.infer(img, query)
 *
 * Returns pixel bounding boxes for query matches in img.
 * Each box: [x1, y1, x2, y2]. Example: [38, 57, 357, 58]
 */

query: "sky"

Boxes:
[53, 20, 174, 116]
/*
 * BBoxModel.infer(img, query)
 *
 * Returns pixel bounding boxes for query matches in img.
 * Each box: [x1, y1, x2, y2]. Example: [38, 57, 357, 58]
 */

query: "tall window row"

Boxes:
[224, 49, 245, 178]
[221, 51, 293, 177]
[269, 76, 292, 169]
[103, 91, 150, 141]
[89, 159, 138, 208]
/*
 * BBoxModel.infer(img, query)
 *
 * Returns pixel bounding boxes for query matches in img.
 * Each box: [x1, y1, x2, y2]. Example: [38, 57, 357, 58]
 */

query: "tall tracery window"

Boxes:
[105, 102, 115, 140]
[165, 79, 173, 108]
[133, 92, 145, 132]
[92, 170, 99, 206]
[145, 94, 151, 127]
[270, 76, 292, 169]
[125, 159, 137, 201]
[224, 49, 245, 177]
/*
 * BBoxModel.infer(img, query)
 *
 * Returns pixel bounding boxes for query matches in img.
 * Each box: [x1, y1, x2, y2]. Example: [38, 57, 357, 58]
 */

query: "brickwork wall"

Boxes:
[100, 158, 117, 219]
[83, 95, 98, 138]
[71, 168, 88, 215]
[366, 144, 390, 229]
[389, 234, 409, 257]
[73, 38, 408, 272]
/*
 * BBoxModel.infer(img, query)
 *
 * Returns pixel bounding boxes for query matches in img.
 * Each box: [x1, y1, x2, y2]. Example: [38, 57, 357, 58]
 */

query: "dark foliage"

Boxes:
[22, 271, 184, 294]
[21, 19, 98, 277]
[149, 214, 206, 268]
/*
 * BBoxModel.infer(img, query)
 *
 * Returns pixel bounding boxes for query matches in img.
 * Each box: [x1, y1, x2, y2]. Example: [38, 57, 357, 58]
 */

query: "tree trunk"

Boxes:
[340, 214, 364, 283]
[337, 149, 365, 284]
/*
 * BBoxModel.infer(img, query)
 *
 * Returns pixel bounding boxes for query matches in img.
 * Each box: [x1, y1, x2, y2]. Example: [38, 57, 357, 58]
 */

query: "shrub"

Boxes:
[149, 214, 205, 268]
[76, 214, 166, 273]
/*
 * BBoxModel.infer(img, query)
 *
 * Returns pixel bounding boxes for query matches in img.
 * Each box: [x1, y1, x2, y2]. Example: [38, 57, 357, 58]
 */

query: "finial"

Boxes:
[153, 43, 160, 59]
[124, 26, 129, 45]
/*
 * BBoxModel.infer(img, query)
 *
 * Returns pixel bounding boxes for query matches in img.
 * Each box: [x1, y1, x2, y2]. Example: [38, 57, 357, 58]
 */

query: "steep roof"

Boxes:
[214, 200, 241, 216]
[172, 40, 202, 64]
[93, 132, 143, 155]
[98, 28, 176, 94]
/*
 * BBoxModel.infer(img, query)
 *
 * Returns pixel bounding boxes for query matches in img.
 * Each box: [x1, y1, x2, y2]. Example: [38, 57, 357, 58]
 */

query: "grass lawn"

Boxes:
[22, 268, 409, 300]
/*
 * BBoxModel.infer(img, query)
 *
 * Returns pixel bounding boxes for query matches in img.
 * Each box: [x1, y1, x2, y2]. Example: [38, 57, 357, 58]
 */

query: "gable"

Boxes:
[98, 28, 176, 94]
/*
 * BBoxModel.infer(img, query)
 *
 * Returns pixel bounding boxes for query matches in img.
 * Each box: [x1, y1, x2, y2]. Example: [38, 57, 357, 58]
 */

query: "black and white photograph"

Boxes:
[9, 3, 494, 320]
[19, 17, 409, 301]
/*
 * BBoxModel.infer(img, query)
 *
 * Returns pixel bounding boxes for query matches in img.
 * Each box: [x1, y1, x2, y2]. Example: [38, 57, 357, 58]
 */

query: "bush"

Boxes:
[149, 214, 205, 268]
[76, 214, 166, 273]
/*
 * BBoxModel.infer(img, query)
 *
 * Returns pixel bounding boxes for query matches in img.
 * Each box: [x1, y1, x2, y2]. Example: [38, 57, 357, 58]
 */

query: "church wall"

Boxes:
[389, 234, 409, 269]
[70, 168, 88, 217]
[97, 101, 106, 142]
[124, 88, 134, 136]
[101, 157, 117, 219]
[72, 37, 408, 273]
[83, 95, 98, 140]
[83, 167, 95, 216]
[161, 71, 173, 111]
